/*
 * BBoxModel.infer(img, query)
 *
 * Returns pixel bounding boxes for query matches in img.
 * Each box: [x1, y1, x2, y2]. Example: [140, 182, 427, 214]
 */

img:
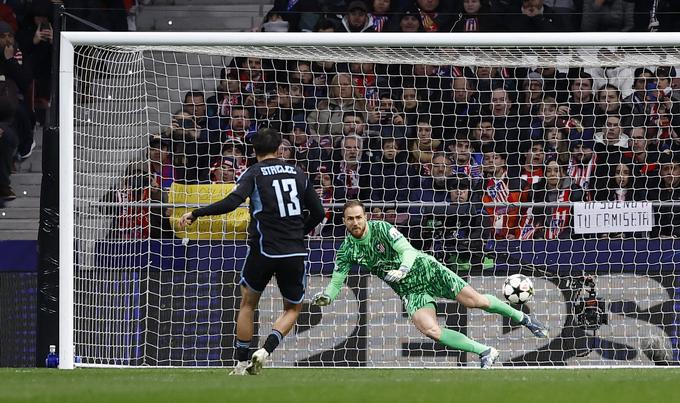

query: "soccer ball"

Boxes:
[503, 274, 534, 304]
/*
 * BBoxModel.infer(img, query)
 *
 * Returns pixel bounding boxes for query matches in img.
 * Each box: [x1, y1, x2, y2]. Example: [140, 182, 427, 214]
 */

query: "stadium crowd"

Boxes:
[118, 0, 680, 257]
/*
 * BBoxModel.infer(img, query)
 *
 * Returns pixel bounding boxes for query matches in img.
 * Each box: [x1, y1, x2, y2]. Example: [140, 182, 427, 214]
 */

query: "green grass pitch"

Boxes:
[2, 368, 679, 403]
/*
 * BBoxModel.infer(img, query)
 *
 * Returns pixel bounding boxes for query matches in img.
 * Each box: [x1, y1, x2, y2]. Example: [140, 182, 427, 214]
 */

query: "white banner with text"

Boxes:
[573, 201, 654, 234]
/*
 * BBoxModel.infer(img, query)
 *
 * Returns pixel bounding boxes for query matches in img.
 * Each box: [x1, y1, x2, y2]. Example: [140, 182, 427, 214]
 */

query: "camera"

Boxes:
[568, 275, 608, 332]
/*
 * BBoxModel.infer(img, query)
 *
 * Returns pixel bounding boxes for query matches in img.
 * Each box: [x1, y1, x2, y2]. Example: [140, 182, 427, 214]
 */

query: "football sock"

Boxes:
[235, 339, 251, 362]
[438, 328, 489, 355]
[483, 294, 524, 323]
[262, 329, 284, 354]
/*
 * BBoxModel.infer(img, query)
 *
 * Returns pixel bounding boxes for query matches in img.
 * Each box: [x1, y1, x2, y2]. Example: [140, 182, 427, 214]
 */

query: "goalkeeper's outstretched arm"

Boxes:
[312, 243, 351, 306]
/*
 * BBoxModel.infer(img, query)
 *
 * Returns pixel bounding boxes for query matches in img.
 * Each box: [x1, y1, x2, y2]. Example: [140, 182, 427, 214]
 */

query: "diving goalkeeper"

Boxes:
[312, 200, 548, 369]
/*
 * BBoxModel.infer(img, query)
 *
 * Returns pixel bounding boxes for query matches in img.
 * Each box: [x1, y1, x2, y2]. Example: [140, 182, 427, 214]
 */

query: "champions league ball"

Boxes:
[503, 274, 534, 304]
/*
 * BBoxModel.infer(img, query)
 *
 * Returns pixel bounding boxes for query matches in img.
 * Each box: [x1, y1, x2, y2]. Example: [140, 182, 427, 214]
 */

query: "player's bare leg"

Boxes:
[456, 285, 549, 338]
[411, 305, 496, 368]
[230, 285, 261, 375]
[247, 300, 302, 375]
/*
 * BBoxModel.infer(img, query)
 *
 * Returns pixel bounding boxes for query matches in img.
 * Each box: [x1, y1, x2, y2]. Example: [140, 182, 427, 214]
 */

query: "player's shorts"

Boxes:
[400, 258, 468, 317]
[240, 247, 306, 304]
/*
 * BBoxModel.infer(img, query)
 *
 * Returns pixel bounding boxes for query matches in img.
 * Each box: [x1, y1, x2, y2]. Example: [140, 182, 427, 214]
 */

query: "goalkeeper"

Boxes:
[312, 200, 548, 369]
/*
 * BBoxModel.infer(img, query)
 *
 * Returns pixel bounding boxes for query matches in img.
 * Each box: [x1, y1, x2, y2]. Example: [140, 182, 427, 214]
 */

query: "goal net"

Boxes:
[60, 32, 680, 368]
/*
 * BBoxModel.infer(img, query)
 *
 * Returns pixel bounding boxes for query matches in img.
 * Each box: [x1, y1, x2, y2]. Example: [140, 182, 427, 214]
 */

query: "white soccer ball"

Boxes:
[503, 274, 534, 304]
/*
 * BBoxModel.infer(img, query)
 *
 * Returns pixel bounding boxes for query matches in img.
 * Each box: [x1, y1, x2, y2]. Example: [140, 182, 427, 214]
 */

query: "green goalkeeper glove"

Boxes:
[384, 265, 410, 283]
[311, 292, 331, 306]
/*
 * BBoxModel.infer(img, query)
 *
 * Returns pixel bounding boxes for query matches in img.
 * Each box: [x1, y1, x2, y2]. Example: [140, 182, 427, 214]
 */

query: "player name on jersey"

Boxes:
[260, 165, 297, 176]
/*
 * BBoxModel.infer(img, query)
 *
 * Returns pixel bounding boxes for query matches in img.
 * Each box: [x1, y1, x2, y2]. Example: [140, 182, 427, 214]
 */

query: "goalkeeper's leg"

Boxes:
[455, 285, 548, 338]
[411, 304, 498, 368]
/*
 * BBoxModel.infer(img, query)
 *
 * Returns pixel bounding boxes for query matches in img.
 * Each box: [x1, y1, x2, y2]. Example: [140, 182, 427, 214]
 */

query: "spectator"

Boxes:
[421, 175, 485, 269]
[99, 162, 151, 240]
[236, 56, 265, 94]
[518, 71, 546, 117]
[627, 126, 660, 201]
[408, 116, 443, 176]
[536, 66, 570, 103]
[409, 151, 453, 203]
[542, 0, 576, 31]
[406, 152, 453, 249]
[594, 114, 629, 152]
[149, 136, 174, 189]
[333, 134, 369, 202]
[287, 118, 323, 174]
[260, 9, 290, 32]
[308, 165, 336, 237]
[448, 130, 484, 183]
[581, 0, 634, 32]
[487, 87, 521, 156]
[567, 71, 596, 138]
[271, 0, 321, 32]
[623, 67, 655, 117]
[171, 91, 212, 183]
[592, 114, 630, 197]
[522, 160, 584, 240]
[400, 84, 424, 127]
[567, 139, 597, 199]
[513, 0, 566, 32]
[415, 0, 455, 32]
[533, 96, 559, 138]
[451, 0, 497, 32]
[481, 148, 525, 240]
[594, 84, 631, 129]
[392, 6, 424, 32]
[0, 20, 34, 161]
[207, 67, 241, 119]
[543, 126, 570, 165]
[210, 156, 238, 184]
[341, 111, 369, 146]
[0, 78, 18, 200]
[16, 0, 53, 118]
[371, 92, 406, 142]
[443, 76, 480, 130]
[225, 105, 256, 144]
[277, 138, 297, 166]
[313, 17, 339, 32]
[307, 72, 365, 142]
[514, 140, 546, 187]
[370, 0, 392, 32]
[341, 1, 376, 32]
[595, 160, 636, 202]
[361, 137, 409, 203]
[470, 116, 495, 152]
[654, 151, 680, 238]
[221, 138, 248, 178]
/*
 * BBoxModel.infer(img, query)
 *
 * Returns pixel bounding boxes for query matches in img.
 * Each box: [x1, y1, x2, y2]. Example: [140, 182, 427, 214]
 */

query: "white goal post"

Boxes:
[59, 32, 680, 369]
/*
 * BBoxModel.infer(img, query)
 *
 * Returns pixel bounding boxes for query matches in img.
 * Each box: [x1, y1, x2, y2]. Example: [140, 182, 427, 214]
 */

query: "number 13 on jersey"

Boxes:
[272, 178, 301, 217]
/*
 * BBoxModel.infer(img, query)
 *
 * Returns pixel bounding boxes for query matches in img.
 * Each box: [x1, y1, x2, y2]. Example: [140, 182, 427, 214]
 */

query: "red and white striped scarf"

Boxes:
[464, 17, 479, 32]
[485, 175, 510, 233]
[546, 188, 571, 239]
[420, 11, 439, 32]
[567, 155, 596, 199]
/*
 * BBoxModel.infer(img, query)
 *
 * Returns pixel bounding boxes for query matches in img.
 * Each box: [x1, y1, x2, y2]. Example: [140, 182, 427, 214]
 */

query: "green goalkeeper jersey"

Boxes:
[324, 220, 446, 300]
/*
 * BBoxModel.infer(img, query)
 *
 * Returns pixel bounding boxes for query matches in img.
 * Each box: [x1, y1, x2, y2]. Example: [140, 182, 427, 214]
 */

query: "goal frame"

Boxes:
[58, 31, 680, 369]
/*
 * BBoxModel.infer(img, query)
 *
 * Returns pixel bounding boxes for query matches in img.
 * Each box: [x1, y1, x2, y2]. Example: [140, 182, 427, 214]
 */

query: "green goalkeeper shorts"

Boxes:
[399, 259, 468, 317]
